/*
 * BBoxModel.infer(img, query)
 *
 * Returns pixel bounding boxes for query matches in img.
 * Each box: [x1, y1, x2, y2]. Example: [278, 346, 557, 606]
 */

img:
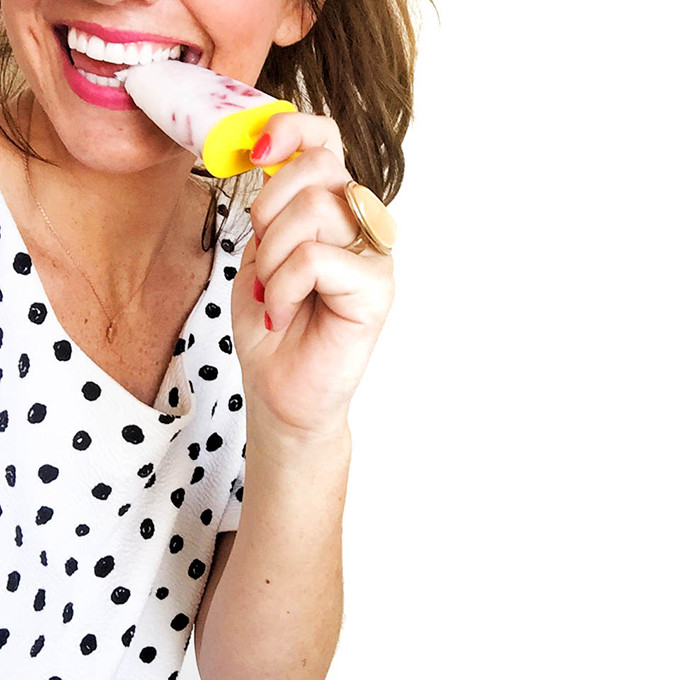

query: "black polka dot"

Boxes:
[188, 559, 206, 579]
[121, 624, 135, 647]
[122, 425, 144, 444]
[62, 602, 74, 623]
[144, 473, 157, 489]
[75, 524, 90, 536]
[14, 525, 22, 547]
[137, 463, 154, 478]
[218, 334, 233, 354]
[5, 465, 16, 487]
[170, 488, 185, 508]
[80, 633, 97, 655]
[0, 411, 7, 432]
[73, 430, 92, 450]
[169, 535, 184, 554]
[140, 646, 157, 663]
[155, 587, 169, 599]
[220, 238, 235, 253]
[228, 394, 243, 411]
[27, 403, 47, 424]
[91, 483, 112, 501]
[159, 413, 175, 424]
[30, 635, 45, 657]
[187, 333, 195, 349]
[188, 443, 200, 460]
[18, 353, 30, 378]
[36, 506, 54, 525]
[140, 518, 155, 539]
[190, 467, 204, 484]
[169, 387, 179, 408]
[169, 671, 179, 680]
[39, 550, 47, 566]
[205, 302, 222, 318]
[28, 302, 47, 324]
[211, 401, 218, 417]
[198, 365, 218, 381]
[65, 558, 78, 576]
[206, 433, 223, 452]
[82, 381, 102, 401]
[6, 571, 20, 592]
[118, 504, 131, 516]
[111, 586, 131, 604]
[0, 629, 9, 649]
[236, 487, 244, 502]
[200, 509, 212, 525]
[223, 266, 238, 281]
[13, 252, 32, 275]
[94, 555, 115, 577]
[38, 465, 59, 484]
[53, 340, 72, 361]
[173, 338, 186, 356]
[171, 613, 190, 631]
[33, 588, 46, 611]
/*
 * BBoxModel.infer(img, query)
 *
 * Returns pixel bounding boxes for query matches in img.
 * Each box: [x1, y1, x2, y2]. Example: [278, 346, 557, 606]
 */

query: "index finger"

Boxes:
[250, 112, 346, 175]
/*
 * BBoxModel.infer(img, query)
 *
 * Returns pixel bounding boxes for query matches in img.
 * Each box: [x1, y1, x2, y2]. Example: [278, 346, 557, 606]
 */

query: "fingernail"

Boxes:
[253, 277, 265, 303]
[251, 134, 271, 162]
[264, 311, 273, 332]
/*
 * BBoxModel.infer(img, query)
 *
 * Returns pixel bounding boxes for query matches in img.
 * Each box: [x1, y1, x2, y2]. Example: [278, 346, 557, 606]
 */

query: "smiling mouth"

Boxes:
[53, 24, 203, 72]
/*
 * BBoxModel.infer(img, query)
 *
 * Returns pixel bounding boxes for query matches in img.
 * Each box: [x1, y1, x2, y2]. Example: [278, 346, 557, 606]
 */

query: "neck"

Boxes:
[19, 94, 210, 305]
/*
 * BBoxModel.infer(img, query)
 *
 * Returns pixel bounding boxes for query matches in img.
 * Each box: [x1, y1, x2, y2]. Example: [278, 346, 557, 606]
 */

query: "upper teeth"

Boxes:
[67, 27, 182, 66]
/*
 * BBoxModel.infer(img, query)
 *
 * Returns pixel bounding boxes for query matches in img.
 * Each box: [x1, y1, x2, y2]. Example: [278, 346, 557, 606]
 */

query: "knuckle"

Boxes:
[295, 239, 320, 268]
[300, 145, 337, 173]
[296, 184, 330, 218]
[266, 111, 295, 134]
[249, 198, 266, 230]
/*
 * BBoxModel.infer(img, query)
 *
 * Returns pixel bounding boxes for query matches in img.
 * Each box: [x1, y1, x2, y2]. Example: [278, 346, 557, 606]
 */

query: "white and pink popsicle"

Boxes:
[116, 60, 297, 177]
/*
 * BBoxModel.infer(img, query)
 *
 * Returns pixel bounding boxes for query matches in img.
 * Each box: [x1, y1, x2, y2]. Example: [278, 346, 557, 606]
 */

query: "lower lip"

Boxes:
[56, 33, 137, 111]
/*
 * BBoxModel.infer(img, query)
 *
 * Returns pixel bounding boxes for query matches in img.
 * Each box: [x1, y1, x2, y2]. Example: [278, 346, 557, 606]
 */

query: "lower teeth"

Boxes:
[77, 68, 125, 89]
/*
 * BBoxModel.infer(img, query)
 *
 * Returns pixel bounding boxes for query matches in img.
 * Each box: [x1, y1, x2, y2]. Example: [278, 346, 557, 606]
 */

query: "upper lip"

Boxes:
[57, 20, 202, 52]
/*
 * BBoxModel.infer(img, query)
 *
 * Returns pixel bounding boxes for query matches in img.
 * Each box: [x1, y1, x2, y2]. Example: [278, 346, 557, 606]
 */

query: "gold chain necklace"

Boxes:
[22, 109, 182, 344]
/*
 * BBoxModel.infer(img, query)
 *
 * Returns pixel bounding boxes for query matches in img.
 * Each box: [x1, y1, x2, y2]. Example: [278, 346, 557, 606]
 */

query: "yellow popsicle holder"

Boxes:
[202, 99, 301, 178]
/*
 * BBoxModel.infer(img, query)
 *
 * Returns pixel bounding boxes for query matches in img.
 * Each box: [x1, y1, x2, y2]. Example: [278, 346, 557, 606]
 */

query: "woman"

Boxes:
[0, 0, 420, 678]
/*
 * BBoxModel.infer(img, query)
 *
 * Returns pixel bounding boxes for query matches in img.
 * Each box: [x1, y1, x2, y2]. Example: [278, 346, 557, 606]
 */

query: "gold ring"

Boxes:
[343, 180, 397, 256]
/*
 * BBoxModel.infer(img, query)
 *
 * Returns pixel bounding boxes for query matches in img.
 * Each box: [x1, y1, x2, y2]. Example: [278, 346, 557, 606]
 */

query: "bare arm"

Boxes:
[195, 425, 351, 680]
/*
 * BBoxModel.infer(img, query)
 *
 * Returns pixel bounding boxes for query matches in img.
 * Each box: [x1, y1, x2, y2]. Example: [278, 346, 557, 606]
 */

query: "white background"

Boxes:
[182, 2, 680, 678]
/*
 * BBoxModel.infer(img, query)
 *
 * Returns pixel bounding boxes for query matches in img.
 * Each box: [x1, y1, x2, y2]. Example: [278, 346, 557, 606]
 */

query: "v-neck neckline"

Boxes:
[0, 182, 220, 420]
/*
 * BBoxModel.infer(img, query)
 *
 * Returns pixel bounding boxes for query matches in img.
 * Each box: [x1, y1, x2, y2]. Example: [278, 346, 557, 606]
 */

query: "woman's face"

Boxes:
[1, 0, 308, 173]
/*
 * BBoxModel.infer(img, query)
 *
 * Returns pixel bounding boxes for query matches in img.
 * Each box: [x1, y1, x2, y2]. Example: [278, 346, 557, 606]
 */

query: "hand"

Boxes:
[231, 112, 395, 441]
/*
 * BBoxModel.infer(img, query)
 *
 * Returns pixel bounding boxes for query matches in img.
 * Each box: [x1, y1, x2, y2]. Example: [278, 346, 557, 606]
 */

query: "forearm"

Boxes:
[197, 420, 352, 680]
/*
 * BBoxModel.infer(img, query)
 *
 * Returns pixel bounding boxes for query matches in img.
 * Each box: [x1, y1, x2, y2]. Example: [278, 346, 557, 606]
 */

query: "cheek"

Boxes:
[182, 0, 281, 85]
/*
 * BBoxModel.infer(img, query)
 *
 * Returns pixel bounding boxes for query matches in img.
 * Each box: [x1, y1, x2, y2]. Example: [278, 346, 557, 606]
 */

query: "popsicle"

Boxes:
[115, 60, 297, 178]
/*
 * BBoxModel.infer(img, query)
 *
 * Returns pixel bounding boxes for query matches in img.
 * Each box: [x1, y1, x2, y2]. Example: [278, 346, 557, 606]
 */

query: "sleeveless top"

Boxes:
[0, 186, 248, 679]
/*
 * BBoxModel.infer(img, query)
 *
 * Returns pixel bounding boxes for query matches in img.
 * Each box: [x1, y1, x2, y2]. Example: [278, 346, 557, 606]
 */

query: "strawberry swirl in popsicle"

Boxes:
[116, 60, 297, 178]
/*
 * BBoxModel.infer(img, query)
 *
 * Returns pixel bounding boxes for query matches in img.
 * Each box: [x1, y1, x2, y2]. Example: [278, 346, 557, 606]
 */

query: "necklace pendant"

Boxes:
[106, 323, 115, 343]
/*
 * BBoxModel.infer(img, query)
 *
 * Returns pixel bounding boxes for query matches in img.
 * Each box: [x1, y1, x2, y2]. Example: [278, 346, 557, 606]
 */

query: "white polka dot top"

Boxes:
[0, 187, 249, 679]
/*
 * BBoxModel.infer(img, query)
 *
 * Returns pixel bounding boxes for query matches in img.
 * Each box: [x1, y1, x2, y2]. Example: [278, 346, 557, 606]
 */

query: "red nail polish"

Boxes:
[253, 277, 265, 303]
[251, 134, 271, 162]
[264, 311, 273, 331]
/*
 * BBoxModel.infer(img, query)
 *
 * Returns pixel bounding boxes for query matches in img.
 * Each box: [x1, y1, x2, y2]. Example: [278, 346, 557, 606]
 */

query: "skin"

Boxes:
[1, 1, 395, 677]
